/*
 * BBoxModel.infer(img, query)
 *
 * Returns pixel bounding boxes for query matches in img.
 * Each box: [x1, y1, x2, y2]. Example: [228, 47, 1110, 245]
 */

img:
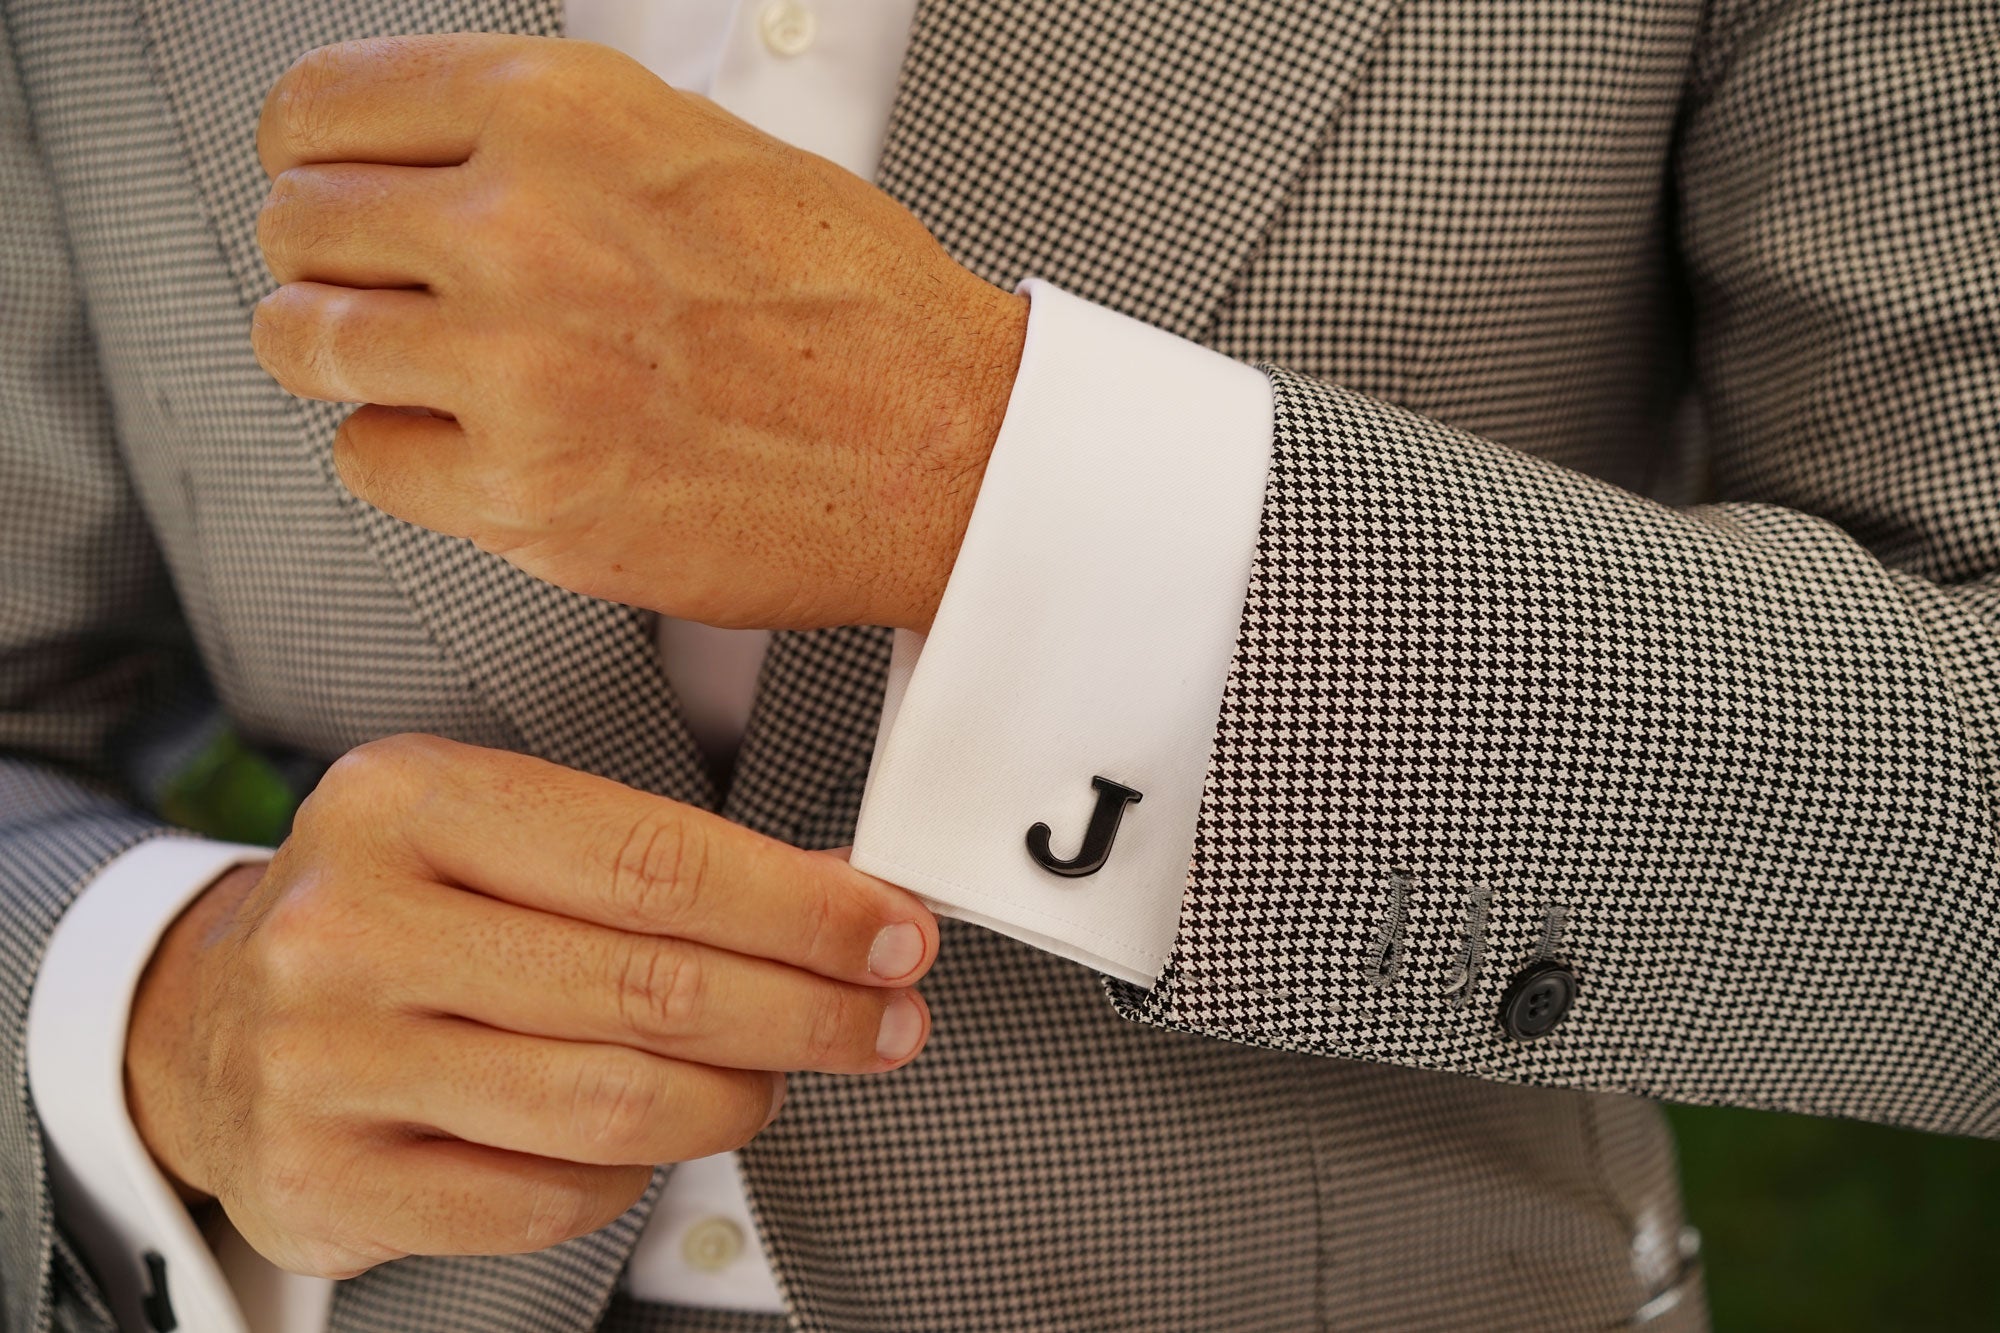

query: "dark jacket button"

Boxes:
[1499, 961, 1577, 1040]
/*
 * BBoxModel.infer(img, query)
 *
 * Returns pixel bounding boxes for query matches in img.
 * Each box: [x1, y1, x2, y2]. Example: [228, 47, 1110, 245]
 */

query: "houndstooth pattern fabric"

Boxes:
[721, 626, 895, 851]
[5, 0, 1992, 1329]
[1101, 1, 2000, 1143]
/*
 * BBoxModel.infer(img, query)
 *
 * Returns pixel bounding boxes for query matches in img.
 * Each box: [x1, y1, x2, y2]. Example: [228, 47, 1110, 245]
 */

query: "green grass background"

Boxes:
[1667, 1104, 2000, 1330]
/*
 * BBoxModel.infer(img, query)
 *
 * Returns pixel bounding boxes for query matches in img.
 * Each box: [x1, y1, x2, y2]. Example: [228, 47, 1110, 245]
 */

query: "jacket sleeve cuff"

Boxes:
[850, 280, 1273, 986]
[25, 837, 320, 1333]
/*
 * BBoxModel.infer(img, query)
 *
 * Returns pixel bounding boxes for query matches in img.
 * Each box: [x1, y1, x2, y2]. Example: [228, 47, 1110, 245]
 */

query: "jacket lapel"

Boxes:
[872, 0, 1408, 343]
[133, 0, 716, 811]
[135, 2, 688, 1329]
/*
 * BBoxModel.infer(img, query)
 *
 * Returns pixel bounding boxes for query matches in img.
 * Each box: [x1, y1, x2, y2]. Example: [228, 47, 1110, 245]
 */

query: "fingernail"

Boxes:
[764, 1078, 787, 1127]
[867, 922, 925, 981]
[874, 994, 925, 1063]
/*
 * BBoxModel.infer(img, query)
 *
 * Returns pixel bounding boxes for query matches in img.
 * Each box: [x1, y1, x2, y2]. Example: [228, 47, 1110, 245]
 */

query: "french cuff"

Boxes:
[26, 838, 328, 1333]
[850, 280, 1273, 987]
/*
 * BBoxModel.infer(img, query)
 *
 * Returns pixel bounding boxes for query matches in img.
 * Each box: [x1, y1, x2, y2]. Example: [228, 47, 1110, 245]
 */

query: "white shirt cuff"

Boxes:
[26, 837, 330, 1333]
[851, 280, 1274, 987]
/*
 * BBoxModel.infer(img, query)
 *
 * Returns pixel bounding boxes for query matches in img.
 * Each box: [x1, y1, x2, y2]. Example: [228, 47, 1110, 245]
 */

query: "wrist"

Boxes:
[125, 862, 263, 1205]
[895, 284, 1029, 633]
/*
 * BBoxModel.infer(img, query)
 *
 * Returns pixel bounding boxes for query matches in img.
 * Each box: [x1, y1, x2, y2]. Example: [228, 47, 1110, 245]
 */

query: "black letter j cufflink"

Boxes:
[1026, 776, 1142, 878]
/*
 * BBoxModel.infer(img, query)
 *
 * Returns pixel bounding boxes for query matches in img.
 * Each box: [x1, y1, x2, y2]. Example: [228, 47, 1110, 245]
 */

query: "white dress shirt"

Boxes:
[25, 3, 1273, 1329]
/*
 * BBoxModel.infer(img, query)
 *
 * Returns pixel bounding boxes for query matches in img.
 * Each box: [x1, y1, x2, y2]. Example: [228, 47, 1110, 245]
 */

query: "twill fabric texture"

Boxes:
[3, 0, 1993, 1330]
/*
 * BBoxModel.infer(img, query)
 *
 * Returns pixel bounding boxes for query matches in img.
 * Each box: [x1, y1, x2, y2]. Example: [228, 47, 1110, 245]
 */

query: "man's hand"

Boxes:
[125, 734, 937, 1279]
[250, 34, 1028, 633]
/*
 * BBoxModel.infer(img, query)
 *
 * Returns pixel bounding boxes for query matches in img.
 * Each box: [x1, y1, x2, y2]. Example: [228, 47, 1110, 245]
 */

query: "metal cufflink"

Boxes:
[1026, 776, 1142, 877]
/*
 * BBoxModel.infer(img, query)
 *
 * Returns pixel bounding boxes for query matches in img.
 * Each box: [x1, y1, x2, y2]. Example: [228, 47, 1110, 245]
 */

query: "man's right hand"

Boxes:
[124, 734, 937, 1279]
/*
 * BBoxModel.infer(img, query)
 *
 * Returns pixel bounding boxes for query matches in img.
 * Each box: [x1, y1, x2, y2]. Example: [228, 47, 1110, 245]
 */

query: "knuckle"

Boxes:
[332, 733, 441, 790]
[517, 1176, 594, 1250]
[364, 730, 450, 767]
[318, 743, 377, 794]
[295, 753, 372, 835]
[304, 733, 451, 843]
[616, 940, 705, 1039]
[607, 812, 708, 930]
[252, 285, 356, 398]
[288, 779, 337, 836]
[309, 295, 361, 390]
[254, 886, 332, 991]
[255, 177, 301, 275]
[520, 1163, 642, 1250]
[569, 1053, 663, 1157]
[801, 987, 861, 1070]
[485, 48, 541, 93]
[258, 1146, 393, 1278]
[721, 1075, 783, 1151]
[329, 411, 376, 499]
[258, 167, 356, 283]
[470, 183, 538, 257]
[490, 51, 567, 123]
[310, 745, 385, 817]
[798, 882, 840, 970]
[249, 289, 298, 377]
[259, 889, 397, 1023]
[275, 47, 344, 156]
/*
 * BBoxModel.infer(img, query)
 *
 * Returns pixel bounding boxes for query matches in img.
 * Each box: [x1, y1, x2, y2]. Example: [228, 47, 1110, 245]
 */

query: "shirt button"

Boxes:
[758, 1, 817, 57]
[681, 1216, 747, 1273]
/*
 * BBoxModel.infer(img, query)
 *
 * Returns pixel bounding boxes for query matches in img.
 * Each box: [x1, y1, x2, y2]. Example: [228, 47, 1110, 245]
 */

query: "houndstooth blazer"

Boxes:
[4, 0, 1995, 1327]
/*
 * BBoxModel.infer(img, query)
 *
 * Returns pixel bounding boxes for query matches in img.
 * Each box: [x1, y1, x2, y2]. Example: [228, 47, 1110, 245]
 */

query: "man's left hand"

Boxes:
[252, 33, 1027, 632]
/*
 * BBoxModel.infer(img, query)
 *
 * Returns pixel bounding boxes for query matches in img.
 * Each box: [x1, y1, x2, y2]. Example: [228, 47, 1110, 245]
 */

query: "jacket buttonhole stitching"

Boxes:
[1536, 902, 1570, 960]
[1368, 869, 1413, 988]
[1440, 884, 1492, 1008]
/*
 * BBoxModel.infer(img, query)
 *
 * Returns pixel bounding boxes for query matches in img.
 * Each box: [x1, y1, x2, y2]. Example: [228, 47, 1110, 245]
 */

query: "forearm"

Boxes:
[1107, 366, 2000, 1135]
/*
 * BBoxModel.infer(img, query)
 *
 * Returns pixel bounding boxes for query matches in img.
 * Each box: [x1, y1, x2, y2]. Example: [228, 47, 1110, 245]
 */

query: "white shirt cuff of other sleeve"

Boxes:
[851, 279, 1274, 987]
[27, 837, 328, 1333]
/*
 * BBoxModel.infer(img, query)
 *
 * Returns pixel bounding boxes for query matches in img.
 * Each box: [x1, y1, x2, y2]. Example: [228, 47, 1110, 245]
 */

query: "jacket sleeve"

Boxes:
[1107, 0, 2000, 1139]
[0, 9, 198, 1328]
